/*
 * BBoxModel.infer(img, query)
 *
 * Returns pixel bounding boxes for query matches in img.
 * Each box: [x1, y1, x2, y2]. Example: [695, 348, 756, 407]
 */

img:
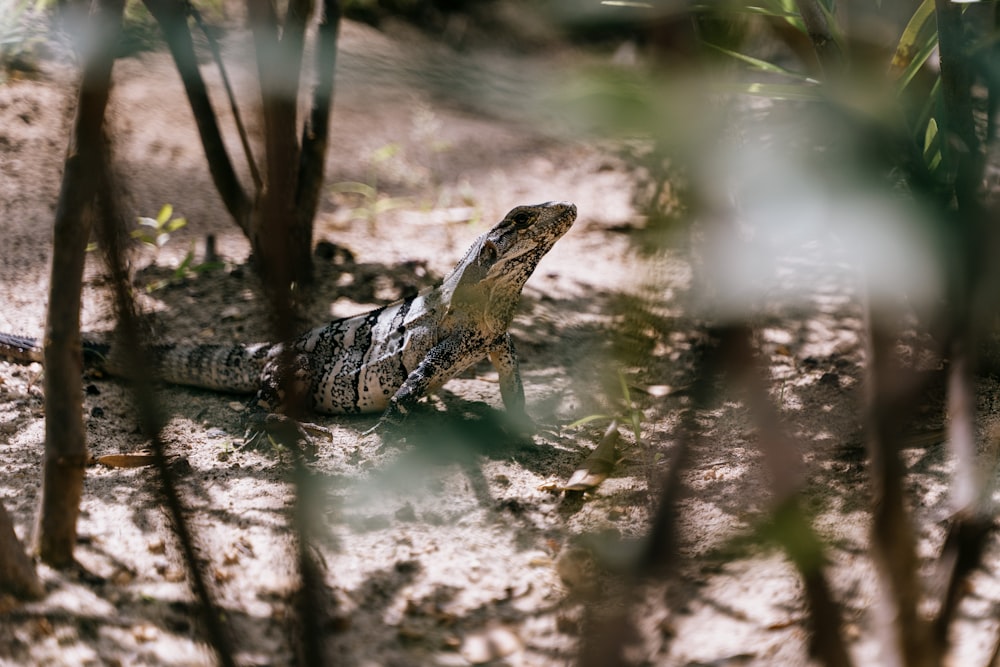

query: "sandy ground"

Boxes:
[1, 13, 999, 667]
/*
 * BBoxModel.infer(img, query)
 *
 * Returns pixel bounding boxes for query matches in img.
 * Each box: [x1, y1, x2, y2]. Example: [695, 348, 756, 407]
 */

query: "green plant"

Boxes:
[133, 204, 188, 249]
[132, 204, 222, 291]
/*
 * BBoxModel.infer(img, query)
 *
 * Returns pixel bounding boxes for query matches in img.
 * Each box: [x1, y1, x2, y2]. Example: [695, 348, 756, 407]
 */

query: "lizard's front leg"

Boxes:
[488, 333, 533, 433]
[365, 337, 483, 434]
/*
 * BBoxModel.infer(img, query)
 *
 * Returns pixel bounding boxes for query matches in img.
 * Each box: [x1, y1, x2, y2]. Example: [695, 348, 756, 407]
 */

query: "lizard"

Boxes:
[0, 201, 577, 439]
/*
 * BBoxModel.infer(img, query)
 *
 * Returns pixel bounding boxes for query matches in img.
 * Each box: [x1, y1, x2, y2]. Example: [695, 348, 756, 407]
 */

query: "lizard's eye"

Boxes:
[512, 211, 532, 228]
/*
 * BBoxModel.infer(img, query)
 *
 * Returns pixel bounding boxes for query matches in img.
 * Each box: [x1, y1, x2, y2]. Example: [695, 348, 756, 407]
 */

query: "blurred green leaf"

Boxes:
[165, 217, 187, 233]
[371, 142, 401, 163]
[924, 117, 942, 172]
[568, 414, 613, 429]
[890, 0, 936, 83]
[703, 41, 817, 82]
[332, 181, 377, 198]
[752, 0, 806, 33]
[694, 4, 800, 21]
[155, 203, 173, 225]
[722, 81, 824, 101]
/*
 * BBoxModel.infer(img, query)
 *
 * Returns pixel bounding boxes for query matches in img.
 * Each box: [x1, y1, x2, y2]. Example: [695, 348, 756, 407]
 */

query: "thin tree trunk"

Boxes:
[35, 0, 124, 568]
[142, 0, 254, 233]
[248, 0, 313, 292]
[295, 0, 341, 258]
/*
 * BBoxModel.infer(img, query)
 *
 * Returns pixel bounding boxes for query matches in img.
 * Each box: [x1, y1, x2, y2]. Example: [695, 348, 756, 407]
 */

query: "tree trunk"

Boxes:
[35, 0, 124, 567]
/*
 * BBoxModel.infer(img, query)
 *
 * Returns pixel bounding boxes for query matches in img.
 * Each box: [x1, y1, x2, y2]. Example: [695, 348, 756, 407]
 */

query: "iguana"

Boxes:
[0, 201, 577, 436]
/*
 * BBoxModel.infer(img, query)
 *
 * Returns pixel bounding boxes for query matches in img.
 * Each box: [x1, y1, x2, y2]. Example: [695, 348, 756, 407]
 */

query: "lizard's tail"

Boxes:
[145, 342, 272, 393]
[0, 333, 43, 364]
[0, 332, 270, 395]
[0, 333, 111, 367]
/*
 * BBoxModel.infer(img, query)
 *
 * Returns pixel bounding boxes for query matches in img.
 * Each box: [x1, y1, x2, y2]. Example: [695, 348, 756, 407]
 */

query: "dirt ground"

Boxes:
[1, 12, 1000, 667]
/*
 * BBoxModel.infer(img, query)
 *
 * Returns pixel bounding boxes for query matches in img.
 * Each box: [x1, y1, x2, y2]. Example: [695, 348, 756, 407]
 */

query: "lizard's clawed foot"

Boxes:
[243, 413, 332, 458]
[500, 409, 537, 442]
[362, 401, 408, 437]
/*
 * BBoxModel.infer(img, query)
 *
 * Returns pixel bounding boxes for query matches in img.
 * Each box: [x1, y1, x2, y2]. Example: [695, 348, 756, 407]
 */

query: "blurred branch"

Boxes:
[793, 0, 843, 76]
[929, 5, 996, 661]
[577, 378, 692, 667]
[933, 0, 981, 211]
[717, 325, 852, 667]
[91, 129, 237, 667]
[863, 318, 932, 667]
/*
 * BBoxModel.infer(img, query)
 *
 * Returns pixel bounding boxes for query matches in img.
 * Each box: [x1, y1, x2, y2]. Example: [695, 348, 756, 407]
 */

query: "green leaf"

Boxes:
[923, 117, 938, 157]
[890, 0, 936, 79]
[173, 250, 194, 278]
[165, 217, 187, 233]
[617, 369, 633, 409]
[156, 204, 173, 226]
[373, 197, 410, 214]
[923, 117, 942, 172]
[892, 31, 938, 96]
[193, 261, 225, 274]
[747, 0, 806, 33]
[700, 4, 800, 21]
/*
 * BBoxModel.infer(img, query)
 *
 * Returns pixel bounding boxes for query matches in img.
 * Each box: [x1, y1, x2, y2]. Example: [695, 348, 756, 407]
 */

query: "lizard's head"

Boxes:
[447, 201, 577, 330]
[474, 201, 576, 288]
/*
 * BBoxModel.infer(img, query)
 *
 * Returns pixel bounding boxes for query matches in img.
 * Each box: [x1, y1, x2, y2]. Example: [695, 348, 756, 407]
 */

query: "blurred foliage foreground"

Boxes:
[560, 1, 1000, 666]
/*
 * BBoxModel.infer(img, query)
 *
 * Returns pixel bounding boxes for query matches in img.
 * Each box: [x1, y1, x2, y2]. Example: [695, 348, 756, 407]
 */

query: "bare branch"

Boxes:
[295, 0, 341, 235]
[188, 4, 263, 192]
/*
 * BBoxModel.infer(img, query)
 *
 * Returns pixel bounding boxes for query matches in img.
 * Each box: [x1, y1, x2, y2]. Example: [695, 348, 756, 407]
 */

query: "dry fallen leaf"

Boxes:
[561, 420, 620, 492]
[96, 452, 158, 468]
